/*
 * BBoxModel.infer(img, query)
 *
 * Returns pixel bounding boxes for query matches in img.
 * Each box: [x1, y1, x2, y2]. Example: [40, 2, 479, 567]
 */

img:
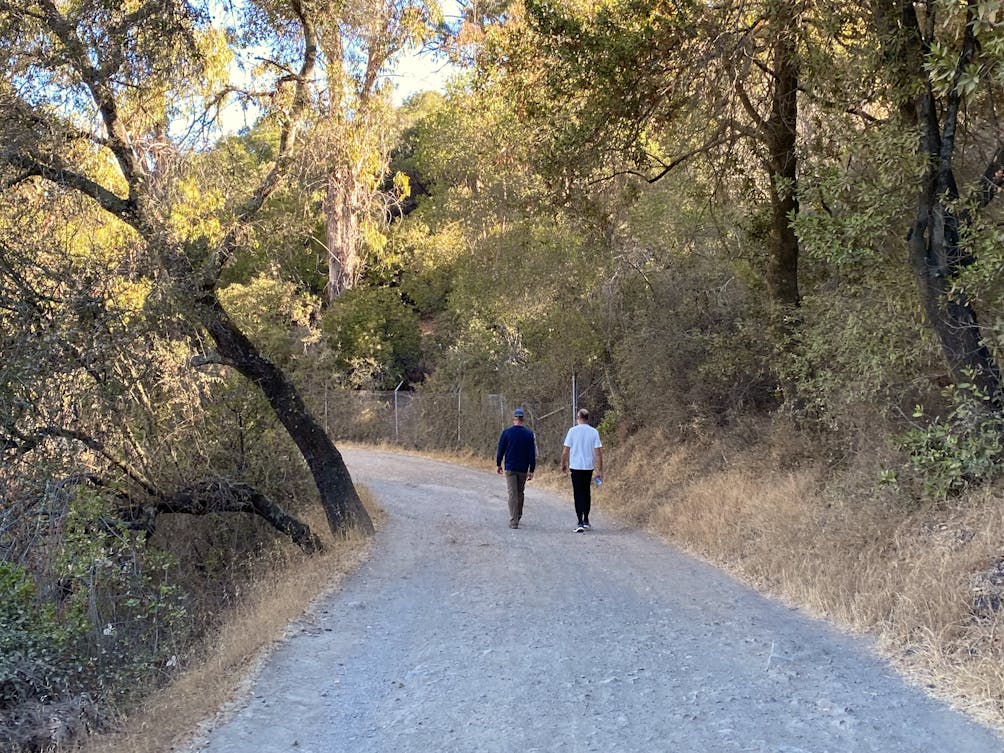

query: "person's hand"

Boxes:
[528, 472, 534, 481]
[560, 465, 568, 474]
[497, 466, 503, 475]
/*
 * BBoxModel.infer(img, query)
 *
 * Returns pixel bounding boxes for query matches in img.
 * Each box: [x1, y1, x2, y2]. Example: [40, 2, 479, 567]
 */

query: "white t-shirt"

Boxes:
[563, 423, 602, 470]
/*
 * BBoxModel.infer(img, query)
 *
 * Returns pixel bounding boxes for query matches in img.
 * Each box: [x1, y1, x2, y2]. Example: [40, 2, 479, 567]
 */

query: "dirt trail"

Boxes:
[186, 449, 1002, 753]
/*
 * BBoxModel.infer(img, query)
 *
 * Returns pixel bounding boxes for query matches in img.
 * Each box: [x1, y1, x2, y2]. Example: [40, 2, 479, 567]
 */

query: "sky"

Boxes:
[209, 1, 464, 135]
[388, 0, 465, 105]
[388, 46, 460, 105]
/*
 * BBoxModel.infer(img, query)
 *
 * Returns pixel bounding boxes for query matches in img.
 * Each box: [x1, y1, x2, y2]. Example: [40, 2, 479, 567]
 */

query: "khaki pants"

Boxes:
[505, 471, 528, 525]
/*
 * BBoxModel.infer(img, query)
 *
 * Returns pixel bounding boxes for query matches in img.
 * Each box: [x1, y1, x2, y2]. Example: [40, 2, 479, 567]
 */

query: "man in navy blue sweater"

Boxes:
[496, 408, 536, 529]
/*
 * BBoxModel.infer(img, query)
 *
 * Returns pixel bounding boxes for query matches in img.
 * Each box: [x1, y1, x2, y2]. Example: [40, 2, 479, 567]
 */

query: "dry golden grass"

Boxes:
[78, 488, 384, 753]
[602, 428, 1004, 731]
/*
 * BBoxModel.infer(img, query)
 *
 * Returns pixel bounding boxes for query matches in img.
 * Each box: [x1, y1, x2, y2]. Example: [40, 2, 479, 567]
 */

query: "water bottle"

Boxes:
[594, 477, 602, 487]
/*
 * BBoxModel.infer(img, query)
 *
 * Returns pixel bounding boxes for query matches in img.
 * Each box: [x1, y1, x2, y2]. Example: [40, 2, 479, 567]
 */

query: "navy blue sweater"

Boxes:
[496, 424, 536, 473]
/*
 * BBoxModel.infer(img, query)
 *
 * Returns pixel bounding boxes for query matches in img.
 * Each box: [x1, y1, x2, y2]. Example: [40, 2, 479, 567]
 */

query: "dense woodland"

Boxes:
[4, 0, 1004, 748]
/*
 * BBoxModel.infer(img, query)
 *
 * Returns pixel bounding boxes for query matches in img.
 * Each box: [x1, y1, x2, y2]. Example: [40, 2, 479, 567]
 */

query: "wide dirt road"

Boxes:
[188, 449, 1002, 753]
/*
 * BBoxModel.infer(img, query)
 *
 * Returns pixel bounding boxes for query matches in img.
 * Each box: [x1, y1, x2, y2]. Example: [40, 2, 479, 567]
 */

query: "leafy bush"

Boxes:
[612, 267, 775, 432]
[0, 563, 72, 712]
[776, 278, 937, 434]
[321, 287, 422, 389]
[900, 384, 1004, 499]
[219, 274, 323, 367]
[54, 488, 189, 700]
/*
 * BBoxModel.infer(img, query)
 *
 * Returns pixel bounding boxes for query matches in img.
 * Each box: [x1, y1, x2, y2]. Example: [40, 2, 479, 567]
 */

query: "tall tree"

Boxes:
[481, 0, 804, 310]
[873, 0, 1004, 401]
[318, 0, 439, 300]
[0, 0, 373, 536]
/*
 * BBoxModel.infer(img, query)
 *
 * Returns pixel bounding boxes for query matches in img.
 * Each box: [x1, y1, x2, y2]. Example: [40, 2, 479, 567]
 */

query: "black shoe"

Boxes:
[582, 522, 591, 531]
[575, 524, 585, 533]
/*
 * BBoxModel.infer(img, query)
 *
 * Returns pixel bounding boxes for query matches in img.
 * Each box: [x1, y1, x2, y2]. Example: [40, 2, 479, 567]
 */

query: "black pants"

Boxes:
[570, 469, 593, 523]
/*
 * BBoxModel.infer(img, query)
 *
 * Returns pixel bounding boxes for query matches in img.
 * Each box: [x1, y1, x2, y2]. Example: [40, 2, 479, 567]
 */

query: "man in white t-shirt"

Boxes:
[561, 408, 603, 533]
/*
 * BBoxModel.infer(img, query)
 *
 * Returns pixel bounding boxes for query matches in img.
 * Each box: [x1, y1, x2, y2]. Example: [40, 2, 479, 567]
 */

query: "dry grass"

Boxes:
[602, 427, 1004, 731]
[78, 488, 384, 753]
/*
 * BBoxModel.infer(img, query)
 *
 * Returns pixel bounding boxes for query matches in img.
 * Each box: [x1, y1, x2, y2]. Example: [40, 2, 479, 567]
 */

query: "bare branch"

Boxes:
[4, 426, 159, 498]
[968, 144, 1004, 212]
[156, 479, 323, 553]
[1, 151, 139, 226]
[190, 352, 236, 368]
[200, 0, 320, 286]
[35, 0, 143, 194]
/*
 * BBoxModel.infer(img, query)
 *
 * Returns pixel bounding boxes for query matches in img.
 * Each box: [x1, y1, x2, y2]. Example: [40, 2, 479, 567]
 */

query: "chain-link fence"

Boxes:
[310, 386, 576, 465]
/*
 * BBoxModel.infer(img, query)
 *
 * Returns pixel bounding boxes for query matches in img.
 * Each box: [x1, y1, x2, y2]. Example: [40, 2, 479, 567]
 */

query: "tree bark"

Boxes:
[199, 294, 374, 536]
[764, 7, 801, 310]
[154, 479, 324, 553]
[325, 160, 361, 301]
[890, 0, 1004, 401]
[908, 160, 1003, 400]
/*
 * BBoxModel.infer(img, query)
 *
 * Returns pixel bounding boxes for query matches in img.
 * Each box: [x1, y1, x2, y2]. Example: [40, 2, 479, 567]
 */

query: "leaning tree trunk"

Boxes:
[201, 295, 374, 536]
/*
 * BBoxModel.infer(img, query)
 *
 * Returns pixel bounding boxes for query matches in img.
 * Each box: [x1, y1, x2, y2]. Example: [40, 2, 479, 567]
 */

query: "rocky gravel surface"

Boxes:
[186, 449, 1003, 753]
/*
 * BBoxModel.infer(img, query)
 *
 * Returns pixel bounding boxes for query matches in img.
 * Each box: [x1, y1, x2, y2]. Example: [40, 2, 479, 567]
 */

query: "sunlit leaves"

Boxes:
[167, 178, 225, 245]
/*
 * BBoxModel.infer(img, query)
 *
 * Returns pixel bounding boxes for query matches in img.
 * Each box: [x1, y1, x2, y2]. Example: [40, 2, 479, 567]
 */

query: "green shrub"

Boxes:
[321, 287, 422, 389]
[53, 488, 189, 701]
[0, 563, 72, 711]
[900, 384, 1004, 499]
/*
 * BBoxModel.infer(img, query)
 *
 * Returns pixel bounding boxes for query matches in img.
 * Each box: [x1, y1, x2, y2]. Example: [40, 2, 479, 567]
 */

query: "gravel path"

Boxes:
[188, 449, 1002, 753]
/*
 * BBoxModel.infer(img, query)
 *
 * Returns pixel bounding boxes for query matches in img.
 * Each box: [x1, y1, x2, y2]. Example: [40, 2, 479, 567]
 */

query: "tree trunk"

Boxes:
[896, 1, 1003, 402]
[764, 14, 800, 310]
[200, 295, 374, 536]
[908, 165, 1003, 400]
[325, 161, 361, 302]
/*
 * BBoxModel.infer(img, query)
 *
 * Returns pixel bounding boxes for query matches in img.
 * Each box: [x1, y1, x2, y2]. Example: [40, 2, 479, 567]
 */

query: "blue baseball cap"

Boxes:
[513, 408, 525, 418]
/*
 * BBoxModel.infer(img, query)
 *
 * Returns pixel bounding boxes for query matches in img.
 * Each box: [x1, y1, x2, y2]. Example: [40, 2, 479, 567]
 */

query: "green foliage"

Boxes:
[595, 409, 620, 446]
[900, 384, 1004, 500]
[489, 0, 710, 181]
[220, 274, 323, 367]
[612, 266, 774, 431]
[795, 125, 919, 275]
[55, 488, 189, 699]
[321, 287, 422, 389]
[0, 564, 72, 710]
[369, 219, 465, 317]
[923, 3, 1004, 97]
[777, 274, 937, 433]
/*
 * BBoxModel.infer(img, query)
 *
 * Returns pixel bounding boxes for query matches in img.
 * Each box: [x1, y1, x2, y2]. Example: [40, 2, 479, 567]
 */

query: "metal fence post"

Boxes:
[394, 380, 404, 443]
